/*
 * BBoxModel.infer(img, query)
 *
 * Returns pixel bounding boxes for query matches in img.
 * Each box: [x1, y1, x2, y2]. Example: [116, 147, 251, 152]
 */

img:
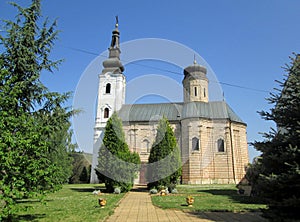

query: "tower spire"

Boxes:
[193, 54, 197, 64]
[102, 17, 124, 74]
[115, 15, 119, 28]
[110, 16, 120, 48]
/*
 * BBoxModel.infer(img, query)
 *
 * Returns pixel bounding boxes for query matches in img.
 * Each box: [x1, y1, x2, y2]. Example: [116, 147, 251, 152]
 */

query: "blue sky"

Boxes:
[1, 0, 300, 161]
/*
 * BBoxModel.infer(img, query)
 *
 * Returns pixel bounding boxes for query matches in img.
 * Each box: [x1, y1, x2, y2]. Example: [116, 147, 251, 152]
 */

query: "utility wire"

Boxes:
[60, 44, 271, 94]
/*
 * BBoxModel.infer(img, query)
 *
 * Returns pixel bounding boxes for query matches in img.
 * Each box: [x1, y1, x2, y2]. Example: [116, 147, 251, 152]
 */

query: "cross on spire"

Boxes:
[193, 54, 197, 64]
[115, 15, 119, 28]
[110, 16, 120, 48]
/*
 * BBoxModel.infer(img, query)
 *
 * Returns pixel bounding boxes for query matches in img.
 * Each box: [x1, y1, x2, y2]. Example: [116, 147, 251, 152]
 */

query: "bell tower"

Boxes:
[90, 17, 126, 183]
[183, 60, 209, 103]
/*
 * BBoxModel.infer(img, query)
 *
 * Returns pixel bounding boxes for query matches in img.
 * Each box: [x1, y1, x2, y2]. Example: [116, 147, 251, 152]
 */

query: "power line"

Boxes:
[217, 82, 269, 93]
[60, 44, 271, 94]
[60, 45, 99, 56]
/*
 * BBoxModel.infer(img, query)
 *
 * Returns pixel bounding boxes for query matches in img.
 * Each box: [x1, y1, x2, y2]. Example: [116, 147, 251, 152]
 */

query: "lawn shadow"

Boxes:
[131, 185, 148, 193]
[16, 199, 53, 204]
[70, 186, 104, 193]
[13, 213, 46, 222]
[198, 189, 265, 206]
[185, 211, 267, 222]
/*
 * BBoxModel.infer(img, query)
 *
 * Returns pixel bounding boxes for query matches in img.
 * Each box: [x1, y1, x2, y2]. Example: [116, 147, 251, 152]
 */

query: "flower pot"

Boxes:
[99, 198, 107, 207]
[160, 189, 167, 196]
[186, 197, 194, 206]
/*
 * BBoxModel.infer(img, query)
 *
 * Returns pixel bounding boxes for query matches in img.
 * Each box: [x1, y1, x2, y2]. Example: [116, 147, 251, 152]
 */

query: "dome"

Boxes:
[184, 63, 207, 76]
[103, 57, 122, 68]
[102, 57, 124, 72]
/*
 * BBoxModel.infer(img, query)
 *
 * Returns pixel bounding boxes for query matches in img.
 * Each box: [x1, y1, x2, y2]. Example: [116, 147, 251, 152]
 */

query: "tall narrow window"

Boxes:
[142, 139, 150, 153]
[217, 138, 225, 152]
[105, 83, 111, 94]
[104, 108, 109, 118]
[192, 137, 200, 151]
[204, 88, 206, 97]
[194, 87, 197, 97]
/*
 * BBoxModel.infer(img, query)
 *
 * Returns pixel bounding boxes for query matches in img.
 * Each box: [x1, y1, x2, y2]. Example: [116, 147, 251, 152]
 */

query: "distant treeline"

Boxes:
[69, 152, 92, 184]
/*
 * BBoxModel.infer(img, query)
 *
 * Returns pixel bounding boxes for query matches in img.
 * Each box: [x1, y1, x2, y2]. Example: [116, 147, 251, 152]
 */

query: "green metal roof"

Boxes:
[118, 103, 182, 122]
[118, 101, 245, 124]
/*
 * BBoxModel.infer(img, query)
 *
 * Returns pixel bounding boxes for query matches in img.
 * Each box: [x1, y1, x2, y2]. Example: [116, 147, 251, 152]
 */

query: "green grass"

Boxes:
[151, 184, 266, 212]
[13, 184, 125, 222]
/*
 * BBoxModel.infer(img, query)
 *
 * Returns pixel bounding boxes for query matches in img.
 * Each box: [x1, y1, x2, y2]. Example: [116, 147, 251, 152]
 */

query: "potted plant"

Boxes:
[160, 189, 167, 196]
[186, 196, 194, 207]
[98, 198, 107, 208]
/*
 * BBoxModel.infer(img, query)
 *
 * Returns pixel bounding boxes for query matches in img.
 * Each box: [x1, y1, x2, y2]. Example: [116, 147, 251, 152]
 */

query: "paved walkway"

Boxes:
[105, 186, 266, 222]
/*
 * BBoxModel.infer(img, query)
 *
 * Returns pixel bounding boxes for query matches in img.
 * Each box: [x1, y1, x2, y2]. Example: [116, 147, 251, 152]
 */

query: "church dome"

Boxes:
[103, 57, 122, 68]
[102, 57, 124, 73]
[184, 62, 207, 76]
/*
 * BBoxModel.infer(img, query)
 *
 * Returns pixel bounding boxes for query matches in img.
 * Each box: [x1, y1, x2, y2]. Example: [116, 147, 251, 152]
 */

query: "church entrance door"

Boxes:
[139, 163, 148, 185]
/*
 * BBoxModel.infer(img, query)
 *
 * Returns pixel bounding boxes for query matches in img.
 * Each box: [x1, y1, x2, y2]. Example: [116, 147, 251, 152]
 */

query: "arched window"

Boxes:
[142, 139, 150, 153]
[194, 87, 198, 97]
[128, 130, 135, 148]
[105, 83, 111, 94]
[217, 138, 225, 152]
[192, 137, 200, 151]
[204, 88, 206, 98]
[104, 108, 109, 118]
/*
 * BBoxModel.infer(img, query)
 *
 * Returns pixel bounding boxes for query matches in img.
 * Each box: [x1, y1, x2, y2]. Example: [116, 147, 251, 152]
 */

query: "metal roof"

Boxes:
[118, 101, 245, 124]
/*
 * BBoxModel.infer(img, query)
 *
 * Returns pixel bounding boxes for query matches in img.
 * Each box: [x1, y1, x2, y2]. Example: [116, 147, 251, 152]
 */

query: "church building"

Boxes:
[90, 20, 249, 184]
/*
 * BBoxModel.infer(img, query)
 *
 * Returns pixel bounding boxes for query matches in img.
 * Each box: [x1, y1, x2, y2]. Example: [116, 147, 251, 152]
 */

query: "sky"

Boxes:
[1, 0, 300, 162]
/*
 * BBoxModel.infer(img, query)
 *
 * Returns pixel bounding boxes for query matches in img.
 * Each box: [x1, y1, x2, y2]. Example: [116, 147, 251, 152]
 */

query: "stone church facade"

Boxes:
[90, 21, 249, 184]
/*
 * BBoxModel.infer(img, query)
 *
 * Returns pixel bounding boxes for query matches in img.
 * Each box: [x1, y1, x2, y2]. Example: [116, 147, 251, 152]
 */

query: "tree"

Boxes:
[250, 54, 300, 221]
[0, 1, 75, 220]
[69, 152, 91, 184]
[79, 167, 88, 183]
[147, 117, 182, 191]
[96, 113, 140, 193]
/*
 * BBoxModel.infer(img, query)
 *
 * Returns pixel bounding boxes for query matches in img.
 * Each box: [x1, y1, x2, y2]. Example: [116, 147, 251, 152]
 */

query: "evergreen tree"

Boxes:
[96, 113, 140, 193]
[147, 117, 182, 191]
[79, 167, 88, 183]
[251, 54, 300, 221]
[0, 1, 75, 220]
[69, 152, 91, 184]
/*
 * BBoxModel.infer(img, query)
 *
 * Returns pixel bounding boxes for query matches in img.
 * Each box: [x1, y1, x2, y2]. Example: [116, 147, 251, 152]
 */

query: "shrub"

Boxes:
[171, 188, 178, 194]
[149, 189, 158, 194]
[114, 187, 121, 194]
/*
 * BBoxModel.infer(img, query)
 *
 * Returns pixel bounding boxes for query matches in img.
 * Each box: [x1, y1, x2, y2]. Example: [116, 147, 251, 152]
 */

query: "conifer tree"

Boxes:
[96, 113, 140, 193]
[251, 54, 300, 221]
[0, 1, 75, 220]
[147, 117, 182, 191]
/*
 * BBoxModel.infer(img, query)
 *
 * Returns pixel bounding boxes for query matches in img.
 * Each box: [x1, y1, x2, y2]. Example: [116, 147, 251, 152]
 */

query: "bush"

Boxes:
[171, 188, 178, 194]
[149, 189, 158, 194]
[114, 187, 121, 194]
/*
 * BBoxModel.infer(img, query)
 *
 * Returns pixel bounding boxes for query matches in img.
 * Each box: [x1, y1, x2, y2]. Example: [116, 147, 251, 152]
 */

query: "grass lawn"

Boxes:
[13, 184, 125, 222]
[151, 184, 266, 212]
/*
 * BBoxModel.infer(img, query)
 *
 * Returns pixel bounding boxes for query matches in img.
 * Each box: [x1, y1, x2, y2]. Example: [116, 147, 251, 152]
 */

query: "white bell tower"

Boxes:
[90, 17, 126, 183]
